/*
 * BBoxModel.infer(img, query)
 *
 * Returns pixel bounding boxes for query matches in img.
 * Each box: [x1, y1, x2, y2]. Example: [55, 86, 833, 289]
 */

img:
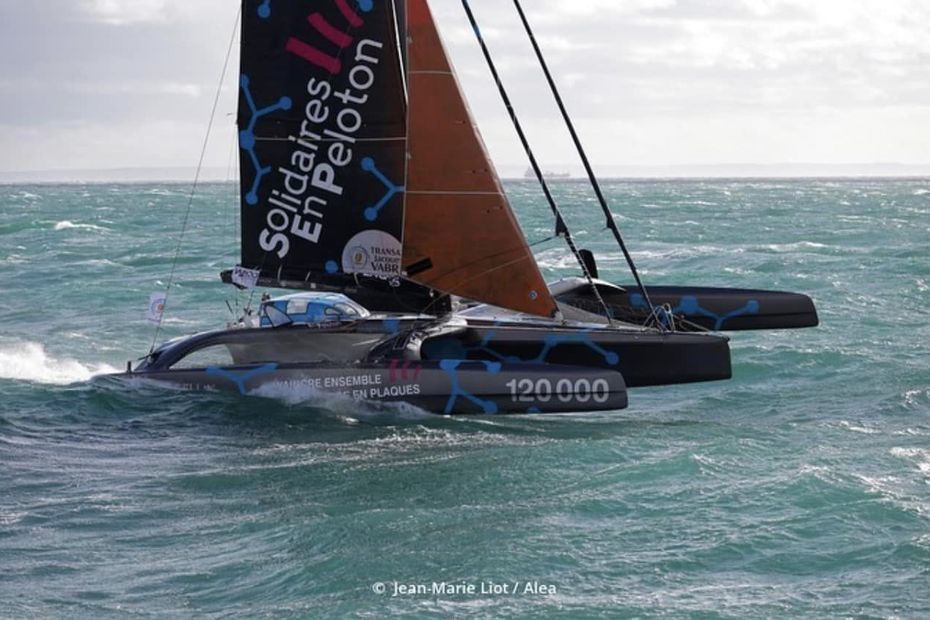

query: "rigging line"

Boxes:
[223, 119, 251, 319]
[224, 123, 239, 261]
[461, 0, 614, 325]
[528, 235, 557, 248]
[149, 6, 242, 354]
[511, 0, 660, 328]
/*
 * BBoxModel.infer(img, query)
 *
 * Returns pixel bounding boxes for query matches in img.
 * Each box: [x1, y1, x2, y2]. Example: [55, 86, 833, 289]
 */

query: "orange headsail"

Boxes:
[402, 0, 558, 318]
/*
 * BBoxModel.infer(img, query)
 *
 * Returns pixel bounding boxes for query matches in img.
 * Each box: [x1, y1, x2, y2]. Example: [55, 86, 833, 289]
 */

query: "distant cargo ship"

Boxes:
[525, 167, 571, 179]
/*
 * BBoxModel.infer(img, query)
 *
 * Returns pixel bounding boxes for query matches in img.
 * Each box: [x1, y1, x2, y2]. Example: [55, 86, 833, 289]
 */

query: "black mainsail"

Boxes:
[236, 0, 423, 305]
[233, 0, 558, 316]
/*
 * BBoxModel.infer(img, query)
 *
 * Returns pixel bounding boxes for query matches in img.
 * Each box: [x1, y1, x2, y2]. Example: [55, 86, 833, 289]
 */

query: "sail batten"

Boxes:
[401, 0, 558, 318]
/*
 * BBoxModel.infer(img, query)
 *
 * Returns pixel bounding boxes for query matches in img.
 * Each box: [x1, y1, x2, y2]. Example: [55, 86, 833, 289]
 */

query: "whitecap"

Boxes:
[53, 220, 110, 233]
[632, 245, 742, 260]
[850, 473, 920, 516]
[0, 511, 26, 525]
[903, 389, 930, 409]
[891, 447, 930, 476]
[251, 379, 432, 422]
[0, 254, 26, 266]
[761, 241, 830, 253]
[892, 428, 930, 437]
[74, 258, 120, 268]
[838, 420, 882, 435]
[0, 341, 118, 385]
[798, 463, 833, 478]
[534, 249, 585, 270]
[156, 317, 199, 326]
[251, 379, 364, 408]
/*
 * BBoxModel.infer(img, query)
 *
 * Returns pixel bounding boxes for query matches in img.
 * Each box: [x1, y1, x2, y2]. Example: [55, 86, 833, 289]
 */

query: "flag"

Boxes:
[147, 293, 167, 324]
[231, 266, 261, 290]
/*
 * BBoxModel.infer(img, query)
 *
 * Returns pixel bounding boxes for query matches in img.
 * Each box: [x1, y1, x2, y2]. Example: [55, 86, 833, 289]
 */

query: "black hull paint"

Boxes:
[557, 283, 819, 332]
[126, 312, 731, 415]
[425, 323, 732, 387]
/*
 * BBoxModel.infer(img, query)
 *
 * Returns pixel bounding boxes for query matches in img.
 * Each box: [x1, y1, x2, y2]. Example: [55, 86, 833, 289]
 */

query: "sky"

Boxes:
[1, 0, 928, 178]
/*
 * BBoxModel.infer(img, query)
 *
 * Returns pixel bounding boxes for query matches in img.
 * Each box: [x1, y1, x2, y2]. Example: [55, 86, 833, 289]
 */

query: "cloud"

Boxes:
[1, 0, 928, 174]
[432, 0, 930, 168]
[0, 119, 238, 172]
[78, 0, 229, 25]
[80, 0, 171, 25]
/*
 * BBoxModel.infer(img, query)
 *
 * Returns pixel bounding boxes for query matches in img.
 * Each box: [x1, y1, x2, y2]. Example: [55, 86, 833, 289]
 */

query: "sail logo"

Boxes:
[286, 0, 374, 75]
[258, 0, 387, 261]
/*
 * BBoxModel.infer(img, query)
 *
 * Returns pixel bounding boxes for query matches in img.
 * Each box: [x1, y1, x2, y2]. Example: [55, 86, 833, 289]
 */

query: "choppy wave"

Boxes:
[10, 190, 41, 200]
[0, 254, 26, 266]
[0, 341, 118, 385]
[2, 180, 930, 618]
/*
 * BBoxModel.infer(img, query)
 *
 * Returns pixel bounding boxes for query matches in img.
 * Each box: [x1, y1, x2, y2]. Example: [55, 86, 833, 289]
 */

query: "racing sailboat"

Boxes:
[122, 0, 813, 414]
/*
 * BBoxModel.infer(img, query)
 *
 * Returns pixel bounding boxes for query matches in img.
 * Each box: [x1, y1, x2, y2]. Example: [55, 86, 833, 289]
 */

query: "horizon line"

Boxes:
[2, 162, 930, 185]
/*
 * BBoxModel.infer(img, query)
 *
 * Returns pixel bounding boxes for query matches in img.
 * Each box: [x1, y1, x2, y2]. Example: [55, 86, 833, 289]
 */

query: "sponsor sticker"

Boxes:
[341, 230, 402, 276]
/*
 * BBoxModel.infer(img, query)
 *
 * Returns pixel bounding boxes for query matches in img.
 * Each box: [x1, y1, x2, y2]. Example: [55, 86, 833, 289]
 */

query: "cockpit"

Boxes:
[259, 293, 371, 328]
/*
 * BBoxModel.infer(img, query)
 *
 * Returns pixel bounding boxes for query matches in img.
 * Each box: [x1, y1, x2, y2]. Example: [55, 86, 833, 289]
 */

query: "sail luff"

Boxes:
[401, 0, 558, 318]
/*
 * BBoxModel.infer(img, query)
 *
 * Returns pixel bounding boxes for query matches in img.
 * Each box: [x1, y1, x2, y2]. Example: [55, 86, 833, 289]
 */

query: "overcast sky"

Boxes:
[1, 0, 928, 176]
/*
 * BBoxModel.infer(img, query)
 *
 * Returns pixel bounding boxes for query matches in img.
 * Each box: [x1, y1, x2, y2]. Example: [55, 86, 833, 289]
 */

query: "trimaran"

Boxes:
[120, 0, 818, 414]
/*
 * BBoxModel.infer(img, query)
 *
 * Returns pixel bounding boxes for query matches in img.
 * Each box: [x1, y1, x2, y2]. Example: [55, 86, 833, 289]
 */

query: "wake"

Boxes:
[0, 341, 118, 385]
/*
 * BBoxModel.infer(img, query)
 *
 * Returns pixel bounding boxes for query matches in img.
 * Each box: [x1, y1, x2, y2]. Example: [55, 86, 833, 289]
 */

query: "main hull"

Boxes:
[126, 292, 731, 414]
[123, 360, 628, 415]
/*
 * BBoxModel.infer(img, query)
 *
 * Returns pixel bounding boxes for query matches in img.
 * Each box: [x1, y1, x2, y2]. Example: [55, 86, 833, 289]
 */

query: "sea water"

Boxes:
[1, 179, 928, 617]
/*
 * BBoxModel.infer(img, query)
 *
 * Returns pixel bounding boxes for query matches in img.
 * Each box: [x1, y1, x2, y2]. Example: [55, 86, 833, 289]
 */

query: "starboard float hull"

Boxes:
[422, 322, 733, 388]
[556, 281, 818, 332]
[620, 285, 819, 331]
[123, 361, 628, 415]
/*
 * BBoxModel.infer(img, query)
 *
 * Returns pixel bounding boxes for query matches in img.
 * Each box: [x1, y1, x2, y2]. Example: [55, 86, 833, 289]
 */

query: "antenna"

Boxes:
[461, 0, 613, 324]
[511, 0, 659, 325]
